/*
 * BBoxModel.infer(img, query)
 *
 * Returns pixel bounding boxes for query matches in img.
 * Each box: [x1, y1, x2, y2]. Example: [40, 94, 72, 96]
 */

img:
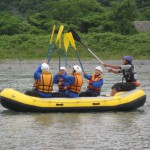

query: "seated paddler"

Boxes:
[56, 65, 83, 98]
[52, 66, 68, 97]
[79, 66, 103, 97]
[25, 63, 57, 98]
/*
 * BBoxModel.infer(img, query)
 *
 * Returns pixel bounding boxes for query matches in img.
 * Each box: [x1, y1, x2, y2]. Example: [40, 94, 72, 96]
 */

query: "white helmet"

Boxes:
[73, 65, 82, 73]
[60, 66, 66, 70]
[41, 63, 49, 72]
[95, 66, 103, 73]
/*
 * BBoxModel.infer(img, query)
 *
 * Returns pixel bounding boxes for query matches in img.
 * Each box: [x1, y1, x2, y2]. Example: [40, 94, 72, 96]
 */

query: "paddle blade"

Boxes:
[49, 25, 56, 44]
[67, 32, 76, 50]
[68, 29, 81, 42]
[55, 25, 64, 44]
[64, 33, 70, 52]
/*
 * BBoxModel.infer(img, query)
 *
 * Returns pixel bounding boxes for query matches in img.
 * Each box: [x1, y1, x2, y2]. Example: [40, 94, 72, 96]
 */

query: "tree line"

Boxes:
[0, 0, 150, 36]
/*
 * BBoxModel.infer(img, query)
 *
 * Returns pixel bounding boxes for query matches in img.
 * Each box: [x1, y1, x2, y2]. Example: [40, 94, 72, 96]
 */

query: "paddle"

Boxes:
[55, 25, 64, 43]
[68, 29, 104, 65]
[58, 37, 62, 70]
[67, 32, 85, 72]
[64, 33, 70, 67]
[47, 25, 64, 64]
[45, 25, 56, 62]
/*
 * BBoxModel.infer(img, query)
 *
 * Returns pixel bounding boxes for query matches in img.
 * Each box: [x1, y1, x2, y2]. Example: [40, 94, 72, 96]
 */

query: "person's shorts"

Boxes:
[111, 82, 136, 92]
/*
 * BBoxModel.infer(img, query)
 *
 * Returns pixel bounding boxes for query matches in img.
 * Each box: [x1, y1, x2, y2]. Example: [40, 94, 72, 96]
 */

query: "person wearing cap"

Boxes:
[25, 63, 57, 98]
[79, 66, 103, 97]
[56, 65, 83, 98]
[103, 56, 140, 96]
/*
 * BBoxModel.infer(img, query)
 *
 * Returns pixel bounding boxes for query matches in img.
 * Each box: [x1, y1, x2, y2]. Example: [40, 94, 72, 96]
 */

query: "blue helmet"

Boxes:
[122, 56, 132, 63]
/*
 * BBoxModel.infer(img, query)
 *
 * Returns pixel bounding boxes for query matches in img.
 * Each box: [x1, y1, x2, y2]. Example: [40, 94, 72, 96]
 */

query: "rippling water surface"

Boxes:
[0, 60, 150, 150]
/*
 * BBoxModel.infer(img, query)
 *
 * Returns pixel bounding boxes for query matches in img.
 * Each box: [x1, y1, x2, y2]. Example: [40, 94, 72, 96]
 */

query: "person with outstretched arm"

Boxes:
[103, 56, 140, 96]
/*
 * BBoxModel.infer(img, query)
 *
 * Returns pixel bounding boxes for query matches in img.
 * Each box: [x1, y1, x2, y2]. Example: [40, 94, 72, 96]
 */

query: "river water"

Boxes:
[0, 60, 150, 150]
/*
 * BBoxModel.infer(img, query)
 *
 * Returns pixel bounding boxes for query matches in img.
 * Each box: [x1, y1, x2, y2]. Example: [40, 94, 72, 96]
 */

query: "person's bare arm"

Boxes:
[108, 68, 120, 74]
[103, 63, 121, 69]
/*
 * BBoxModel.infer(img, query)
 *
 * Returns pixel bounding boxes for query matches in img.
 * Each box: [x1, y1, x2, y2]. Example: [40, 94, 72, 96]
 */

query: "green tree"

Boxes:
[0, 12, 23, 35]
[111, 0, 138, 35]
[136, 0, 150, 8]
[44, 0, 104, 32]
[142, 7, 150, 20]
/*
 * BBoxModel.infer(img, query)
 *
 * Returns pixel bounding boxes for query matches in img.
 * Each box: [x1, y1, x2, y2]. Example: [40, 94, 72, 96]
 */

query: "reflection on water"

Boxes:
[0, 60, 150, 150]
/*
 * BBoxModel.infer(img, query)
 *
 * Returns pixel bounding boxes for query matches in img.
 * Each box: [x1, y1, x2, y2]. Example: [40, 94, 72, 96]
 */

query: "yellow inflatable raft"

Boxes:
[0, 88, 146, 112]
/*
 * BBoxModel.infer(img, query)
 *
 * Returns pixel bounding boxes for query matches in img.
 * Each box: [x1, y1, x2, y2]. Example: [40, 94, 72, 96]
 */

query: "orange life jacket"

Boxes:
[58, 78, 66, 92]
[33, 72, 53, 93]
[87, 74, 103, 92]
[70, 73, 83, 93]
[131, 81, 140, 87]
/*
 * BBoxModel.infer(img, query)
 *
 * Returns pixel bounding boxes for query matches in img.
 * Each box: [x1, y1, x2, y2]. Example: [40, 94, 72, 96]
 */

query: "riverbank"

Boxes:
[0, 32, 150, 60]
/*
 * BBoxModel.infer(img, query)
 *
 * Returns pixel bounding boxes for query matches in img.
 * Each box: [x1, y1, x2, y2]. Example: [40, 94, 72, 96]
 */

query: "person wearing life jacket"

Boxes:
[57, 65, 83, 98]
[103, 56, 140, 96]
[52, 66, 68, 97]
[25, 63, 57, 98]
[79, 66, 103, 97]
[57, 66, 68, 92]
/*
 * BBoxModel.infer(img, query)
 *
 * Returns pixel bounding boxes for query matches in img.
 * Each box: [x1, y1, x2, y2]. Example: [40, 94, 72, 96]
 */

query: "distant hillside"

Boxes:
[0, 0, 150, 36]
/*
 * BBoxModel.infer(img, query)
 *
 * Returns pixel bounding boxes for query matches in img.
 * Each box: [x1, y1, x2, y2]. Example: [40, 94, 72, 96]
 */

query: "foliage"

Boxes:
[0, 0, 150, 60]
[0, 0, 149, 36]
[0, 11, 45, 35]
[0, 32, 150, 60]
[0, 12, 23, 35]
[141, 6, 150, 20]
[110, 0, 138, 35]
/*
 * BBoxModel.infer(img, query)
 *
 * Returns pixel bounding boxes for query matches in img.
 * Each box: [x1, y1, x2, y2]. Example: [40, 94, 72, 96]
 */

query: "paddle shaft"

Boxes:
[79, 41, 104, 64]
[65, 53, 68, 67]
[75, 51, 85, 72]
[69, 29, 105, 65]
[79, 40, 110, 70]
[58, 48, 61, 70]
[47, 44, 56, 64]
[45, 44, 51, 62]
[45, 25, 56, 62]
